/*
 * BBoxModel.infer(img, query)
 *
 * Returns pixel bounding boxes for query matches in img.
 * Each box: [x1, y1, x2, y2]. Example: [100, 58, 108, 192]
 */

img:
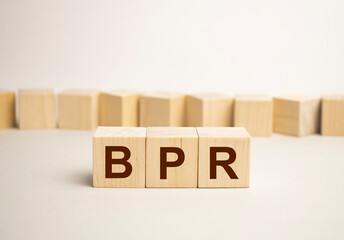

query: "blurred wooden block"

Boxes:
[146, 127, 198, 187]
[186, 93, 234, 127]
[197, 127, 250, 188]
[19, 89, 56, 129]
[274, 95, 321, 136]
[139, 92, 185, 127]
[100, 90, 140, 127]
[0, 90, 16, 129]
[58, 90, 99, 130]
[321, 95, 344, 136]
[234, 95, 273, 136]
[93, 127, 146, 188]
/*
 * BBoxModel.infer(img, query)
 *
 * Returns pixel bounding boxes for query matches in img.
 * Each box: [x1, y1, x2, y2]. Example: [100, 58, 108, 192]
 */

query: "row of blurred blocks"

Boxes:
[0, 89, 343, 136]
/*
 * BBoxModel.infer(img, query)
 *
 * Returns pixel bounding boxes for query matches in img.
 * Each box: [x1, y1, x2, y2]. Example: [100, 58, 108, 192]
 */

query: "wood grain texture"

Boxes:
[274, 95, 321, 136]
[58, 89, 99, 130]
[321, 95, 344, 136]
[0, 90, 16, 129]
[146, 127, 198, 187]
[19, 89, 56, 129]
[100, 90, 140, 127]
[139, 91, 185, 127]
[186, 93, 234, 127]
[234, 95, 273, 136]
[197, 127, 250, 188]
[93, 127, 146, 188]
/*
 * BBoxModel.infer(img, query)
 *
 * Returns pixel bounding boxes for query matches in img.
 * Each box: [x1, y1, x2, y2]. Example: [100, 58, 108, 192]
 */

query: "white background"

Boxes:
[1, 1, 344, 239]
[1, 0, 344, 94]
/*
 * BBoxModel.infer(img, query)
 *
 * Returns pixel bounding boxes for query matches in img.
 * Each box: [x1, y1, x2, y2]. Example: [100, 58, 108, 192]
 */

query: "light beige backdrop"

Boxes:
[1, 0, 344, 94]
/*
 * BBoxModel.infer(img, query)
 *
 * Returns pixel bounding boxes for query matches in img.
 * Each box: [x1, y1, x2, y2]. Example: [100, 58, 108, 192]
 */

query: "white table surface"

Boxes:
[0, 129, 343, 240]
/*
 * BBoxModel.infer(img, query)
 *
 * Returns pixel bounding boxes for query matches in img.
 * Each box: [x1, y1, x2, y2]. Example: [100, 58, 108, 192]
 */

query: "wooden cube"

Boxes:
[139, 92, 185, 127]
[0, 90, 16, 129]
[93, 127, 146, 188]
[19, 89, 56, 129]
[274, 95, 321, 136]
[234, 95, 273, 136]
[100, 90, 140, 127]
[321, 95, 344, 136]
[186, 93, 234, 127]
[197, 127, 250, 188]
[146, 127, 198, 187]
[58, 90, 99, 130]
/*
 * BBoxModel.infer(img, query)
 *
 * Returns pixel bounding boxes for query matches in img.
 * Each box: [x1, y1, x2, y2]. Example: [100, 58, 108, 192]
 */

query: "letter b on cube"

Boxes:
[93, 127, 146, 188]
